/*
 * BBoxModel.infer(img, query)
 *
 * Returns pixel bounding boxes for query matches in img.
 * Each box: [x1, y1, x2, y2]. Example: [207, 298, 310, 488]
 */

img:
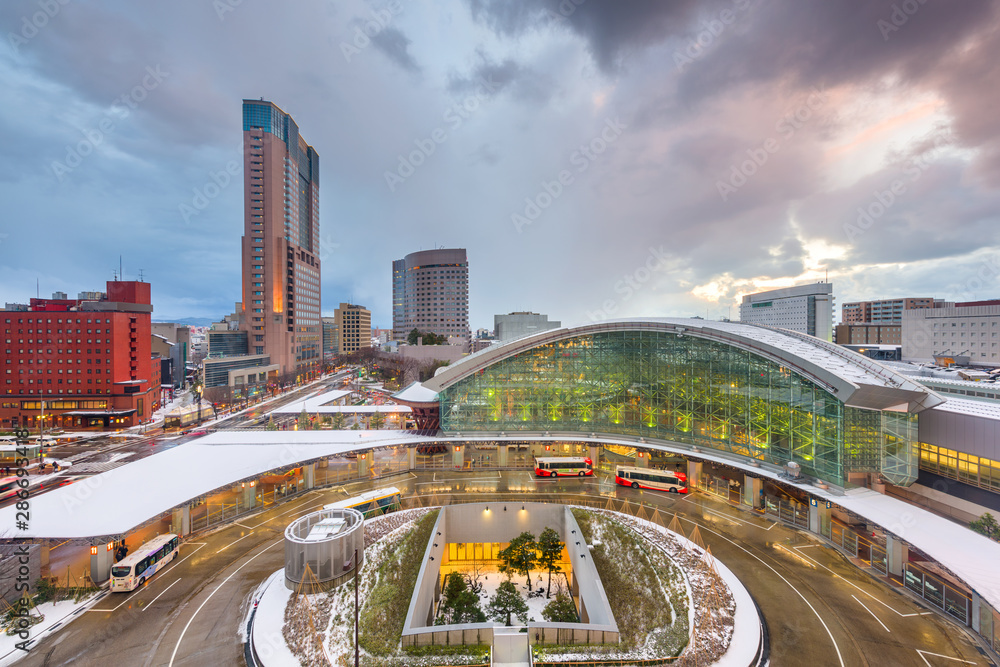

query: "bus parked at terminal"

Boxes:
[615, 465, 688, 493]
[110, 534, 180, 592]
[324, 487, 401, 518]
[534, 456, 593, 477]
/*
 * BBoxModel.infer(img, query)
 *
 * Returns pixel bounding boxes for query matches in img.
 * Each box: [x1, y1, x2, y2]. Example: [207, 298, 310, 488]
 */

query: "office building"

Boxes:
[239, 99, 321, 381]
[392, 249, 469, 342]
[494, 312, 561, 342]
[0, 280, 160, 430]
[739, 282, 834, 341]
[902, 300, 1000, 365]
[335, 303, 371, 354]
[842, 297, 940, 325]
[322, 317, 339, 361]
[834, 323, 901, 346]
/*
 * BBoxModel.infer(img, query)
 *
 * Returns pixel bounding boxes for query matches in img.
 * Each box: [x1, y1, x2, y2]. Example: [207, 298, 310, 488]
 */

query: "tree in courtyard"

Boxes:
[487, 579, 529, 627]
[537, 527, 564, 598]
[437, 572, 486, 625]
[370, 411, 385, 430]
[541, 587, 579, 623]
[298, 408, 310, 430]
[970, 512, 1000, 541]
[266, 415, 276, 431]
[498, 531, 537, 589]
[332, 413, 346, 430]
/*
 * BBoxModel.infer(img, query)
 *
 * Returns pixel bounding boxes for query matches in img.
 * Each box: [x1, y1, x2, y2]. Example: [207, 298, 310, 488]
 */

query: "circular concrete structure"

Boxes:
[284, 507, 364, 590]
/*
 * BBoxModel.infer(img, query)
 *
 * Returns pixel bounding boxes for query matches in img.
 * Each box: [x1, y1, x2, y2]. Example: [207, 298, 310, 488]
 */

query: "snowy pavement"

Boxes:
[0, 592, 103, 667]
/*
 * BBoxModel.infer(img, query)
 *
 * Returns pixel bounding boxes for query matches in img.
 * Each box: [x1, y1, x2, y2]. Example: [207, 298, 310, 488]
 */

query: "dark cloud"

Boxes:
[369, 26, 421, 72]
[447, 53, 555, 104]
[465, 0, 712, 73]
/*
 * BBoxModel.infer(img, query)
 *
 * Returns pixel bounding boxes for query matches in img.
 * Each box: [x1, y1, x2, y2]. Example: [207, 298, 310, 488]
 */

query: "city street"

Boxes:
[9, 470, 987, 667]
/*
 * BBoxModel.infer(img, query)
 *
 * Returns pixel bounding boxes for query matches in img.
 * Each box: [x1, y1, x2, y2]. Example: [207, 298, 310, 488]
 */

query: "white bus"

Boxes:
[110, 534, 180, 592]
[534, 456, 593, 477]
[615, 465, 688, 493]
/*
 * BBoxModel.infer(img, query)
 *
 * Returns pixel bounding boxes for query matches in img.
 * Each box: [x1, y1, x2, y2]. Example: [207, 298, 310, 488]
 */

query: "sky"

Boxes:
[1, 0, 999, 331]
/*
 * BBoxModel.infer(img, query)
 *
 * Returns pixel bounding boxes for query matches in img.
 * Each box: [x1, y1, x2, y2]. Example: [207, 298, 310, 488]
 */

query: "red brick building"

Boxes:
[1, 280, 160, 430]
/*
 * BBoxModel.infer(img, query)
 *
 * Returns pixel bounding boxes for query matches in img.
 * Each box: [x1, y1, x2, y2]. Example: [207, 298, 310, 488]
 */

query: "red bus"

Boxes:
[615, 465, 688, 493]
[534, 456, 593, 477]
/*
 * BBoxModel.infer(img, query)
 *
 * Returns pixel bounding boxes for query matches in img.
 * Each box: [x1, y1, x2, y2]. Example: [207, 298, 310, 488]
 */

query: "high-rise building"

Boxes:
[494, 312, 561, 342]
[240, 99, 321, 381]
[739, 282, 834, 341]
[321, 317, 339, 361]
[392, 248, 469, 342]
[902, 300, 1000, 365]
[842, 297, 940, 325]
[0, 280, 160, 430]
[335, 303, 371, 354]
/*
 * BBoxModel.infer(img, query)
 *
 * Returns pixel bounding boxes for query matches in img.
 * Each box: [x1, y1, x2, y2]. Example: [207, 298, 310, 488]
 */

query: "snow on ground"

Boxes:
[250, 570, 299, 667]
[443, 566, 570, 624]
[0, 593, 101, 667]
[607, 511, 760, 667]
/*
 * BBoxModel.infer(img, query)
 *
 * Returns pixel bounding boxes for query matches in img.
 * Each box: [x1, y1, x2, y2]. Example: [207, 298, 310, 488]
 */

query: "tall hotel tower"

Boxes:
[240, 99, 321, 380]
[392, 248, 469, 342]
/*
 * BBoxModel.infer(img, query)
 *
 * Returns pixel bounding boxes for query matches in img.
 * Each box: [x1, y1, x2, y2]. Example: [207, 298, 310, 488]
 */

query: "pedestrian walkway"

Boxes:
[493, 626, 529, 666]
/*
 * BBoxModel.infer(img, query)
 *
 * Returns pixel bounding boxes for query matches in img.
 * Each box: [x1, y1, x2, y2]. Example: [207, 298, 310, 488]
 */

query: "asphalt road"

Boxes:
[8, 470, 989, 667]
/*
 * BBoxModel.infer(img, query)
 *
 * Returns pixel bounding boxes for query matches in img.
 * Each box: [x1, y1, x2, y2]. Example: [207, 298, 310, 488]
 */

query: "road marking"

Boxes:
[216, 531, 255, 553]
[168, 538, 283, 667]
[790, 546, 926, 618]
[233, 521, 254, 529]
[416, 477, 499, 485]
[247, 502, 325, 528]
[50, 540, 70, 551]
[171, 542, 208, 569]
[916, 649, 977, 665]
[680, 517, 846, 667]
[851, 595, 890, 633]
[765, 522, 778, 530]
[142, 577, 181, 612]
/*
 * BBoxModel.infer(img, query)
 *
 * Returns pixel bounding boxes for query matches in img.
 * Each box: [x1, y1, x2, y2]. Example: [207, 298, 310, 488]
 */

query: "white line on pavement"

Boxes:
[851, 595, 890, 633]
[916, 649, 978, 665]
[142, 578, 182, 612]
[168, 538, 283, 667]
[216, 531, 255, 553]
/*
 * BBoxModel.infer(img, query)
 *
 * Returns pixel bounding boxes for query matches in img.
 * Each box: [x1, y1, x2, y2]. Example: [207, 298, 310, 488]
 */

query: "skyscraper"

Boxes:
[240, 99, 321, 380]
[739, 282, 834, 341]
[392, 249, 469, 342]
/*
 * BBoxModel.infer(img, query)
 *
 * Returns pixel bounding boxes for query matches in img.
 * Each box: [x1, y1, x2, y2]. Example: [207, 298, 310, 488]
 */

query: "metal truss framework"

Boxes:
[437, 330, 919, 486]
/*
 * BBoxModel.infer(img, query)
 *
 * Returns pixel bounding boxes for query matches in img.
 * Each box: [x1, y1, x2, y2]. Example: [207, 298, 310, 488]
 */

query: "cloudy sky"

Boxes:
[2, 0, 999, 330]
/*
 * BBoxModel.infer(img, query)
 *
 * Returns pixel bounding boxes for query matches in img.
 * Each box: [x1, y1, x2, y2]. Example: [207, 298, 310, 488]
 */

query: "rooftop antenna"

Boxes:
[119, 255, 123, 281]
[36, 278, 39, 299]
[138, 269, 145, 282]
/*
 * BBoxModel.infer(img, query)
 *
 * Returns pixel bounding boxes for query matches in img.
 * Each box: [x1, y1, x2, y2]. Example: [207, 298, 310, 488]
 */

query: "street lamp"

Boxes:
[343, 548, 359, 667]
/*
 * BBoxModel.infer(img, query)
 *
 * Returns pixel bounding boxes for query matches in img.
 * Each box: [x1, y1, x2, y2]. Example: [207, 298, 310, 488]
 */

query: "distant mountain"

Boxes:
[153, 317, 216, 327]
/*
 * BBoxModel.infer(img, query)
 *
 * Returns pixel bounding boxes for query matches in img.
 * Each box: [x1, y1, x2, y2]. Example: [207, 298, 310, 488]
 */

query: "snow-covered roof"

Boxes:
[391, 381, 440, 404]
[833, 487, 1000, 612]
[930, 397, 1000, 420]
[0, 430, 428, 539]
[263, 389, 351, 416]
[422, 319, 943, 413]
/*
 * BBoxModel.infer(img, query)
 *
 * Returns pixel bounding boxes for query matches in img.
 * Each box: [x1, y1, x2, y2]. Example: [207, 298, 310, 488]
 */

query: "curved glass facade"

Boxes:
[438, 331, 918, 486]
